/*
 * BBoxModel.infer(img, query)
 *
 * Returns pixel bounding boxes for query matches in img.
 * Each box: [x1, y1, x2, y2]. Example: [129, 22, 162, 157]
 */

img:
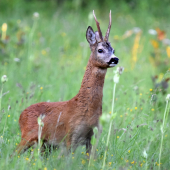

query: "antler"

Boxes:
[93, 10, 103, 41]
[104, 10, 112, 42]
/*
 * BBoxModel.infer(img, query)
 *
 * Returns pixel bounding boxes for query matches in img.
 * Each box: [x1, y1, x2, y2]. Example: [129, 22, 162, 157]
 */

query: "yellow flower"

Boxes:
[72, 157, 74, 159]
[8, 115, 10, 117]
[72, 152, 74, 154]
[108, 162, 112, 166]
[120, 115, 123, 117]
[54, 169, 56, 170]
[126, 160, 129, 162]
[130, 109, 132, 112]
[96, 149, 98, 151]
[86, 153, 89, 156]
[150, 40, 159, 49]
[16, 143, 18, 145]
[81, 152, 84, 154]
[121, 158, 123, 160]
[2, 23, 7, 32]
[44, 168, 47, 170]
[33, 163, 35, 165]
[131, 161, 134, 164]
[135, 107, 137, 110]
[109, 111, 111, 114]
[166, 46, 170, 58]
[25, 157, 29, 161]
[117, 136, 119, 139]
[165, 134, 168, 137]
[82, 159, 86, 165]
[150, 89, 153, 92]
[40, 87, 43, 90]
[140, 93, 142, 96]
[151, 108, 154, 111]
[128, 150, 130, 153]
[140, 163, 143, 167]
[141, 108, 143, 110]
[41, 50, 47, 56]
[18, 156, 20, 158]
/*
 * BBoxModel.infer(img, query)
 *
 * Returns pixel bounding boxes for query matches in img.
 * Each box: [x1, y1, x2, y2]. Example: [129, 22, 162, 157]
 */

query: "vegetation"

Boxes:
[0, 0, 170, 169]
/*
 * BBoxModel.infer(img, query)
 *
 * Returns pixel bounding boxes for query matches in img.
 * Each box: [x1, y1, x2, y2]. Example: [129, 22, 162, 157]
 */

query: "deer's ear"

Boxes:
[86, 26, 96, 45]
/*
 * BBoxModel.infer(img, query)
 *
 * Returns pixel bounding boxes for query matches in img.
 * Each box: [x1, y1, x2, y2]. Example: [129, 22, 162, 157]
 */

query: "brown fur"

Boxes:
[16, 11, 119, 154]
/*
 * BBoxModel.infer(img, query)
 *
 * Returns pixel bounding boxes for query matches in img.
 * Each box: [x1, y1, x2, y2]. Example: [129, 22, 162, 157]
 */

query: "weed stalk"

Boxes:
[158, 94, 170, 169]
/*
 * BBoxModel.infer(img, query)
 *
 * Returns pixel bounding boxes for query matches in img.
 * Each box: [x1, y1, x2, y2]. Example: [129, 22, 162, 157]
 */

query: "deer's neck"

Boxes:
[73, 56, 107, 117]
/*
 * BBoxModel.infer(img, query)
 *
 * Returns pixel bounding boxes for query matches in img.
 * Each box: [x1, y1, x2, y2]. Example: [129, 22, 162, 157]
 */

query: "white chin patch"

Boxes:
[109, 63, 117, 67]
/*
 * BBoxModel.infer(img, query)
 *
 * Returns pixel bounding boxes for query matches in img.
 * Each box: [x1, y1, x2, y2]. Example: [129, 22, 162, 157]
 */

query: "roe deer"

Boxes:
[16, 10, 119, 155]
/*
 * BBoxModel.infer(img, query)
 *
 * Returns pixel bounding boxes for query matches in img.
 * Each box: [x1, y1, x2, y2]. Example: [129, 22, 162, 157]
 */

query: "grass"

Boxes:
[0, 1, 170, 169]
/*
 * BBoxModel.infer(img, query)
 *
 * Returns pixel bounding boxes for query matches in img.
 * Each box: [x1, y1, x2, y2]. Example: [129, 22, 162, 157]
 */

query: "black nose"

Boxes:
[112, 57, 119, 64]
[108, 57, 119, 65]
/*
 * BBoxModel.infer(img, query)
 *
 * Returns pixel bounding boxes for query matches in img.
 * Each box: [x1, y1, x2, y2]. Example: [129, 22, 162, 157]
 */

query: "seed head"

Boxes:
[1, 75, 8, 83]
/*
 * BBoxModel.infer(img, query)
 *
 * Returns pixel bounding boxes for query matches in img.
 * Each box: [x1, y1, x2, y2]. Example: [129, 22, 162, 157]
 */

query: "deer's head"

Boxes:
[86, 10, 119, 68]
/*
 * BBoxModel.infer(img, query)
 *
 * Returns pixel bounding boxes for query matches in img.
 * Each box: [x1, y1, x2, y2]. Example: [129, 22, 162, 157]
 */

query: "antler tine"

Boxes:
[104, 10, 112, 42]
[93, 10, 103, 41]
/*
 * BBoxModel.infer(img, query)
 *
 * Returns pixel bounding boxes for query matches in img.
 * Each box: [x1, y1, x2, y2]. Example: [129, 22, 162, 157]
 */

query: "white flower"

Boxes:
[133, 27, 141, 33]
[33, 12, 39, 18]
[1, 75, 8, 83]
[14, 58, 20, 62]
[143, 149, 148, 158]
[148, 29, 157, 35]
[166, 94, 170, 101]
[113, 73, 119, 84]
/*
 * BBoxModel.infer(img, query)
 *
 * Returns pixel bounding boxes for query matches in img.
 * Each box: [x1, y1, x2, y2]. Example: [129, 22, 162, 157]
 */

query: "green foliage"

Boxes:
[0, 1, 170, 170]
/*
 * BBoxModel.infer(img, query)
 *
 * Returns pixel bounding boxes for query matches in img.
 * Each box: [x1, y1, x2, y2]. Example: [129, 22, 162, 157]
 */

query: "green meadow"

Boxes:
[0, 1, 170, 169]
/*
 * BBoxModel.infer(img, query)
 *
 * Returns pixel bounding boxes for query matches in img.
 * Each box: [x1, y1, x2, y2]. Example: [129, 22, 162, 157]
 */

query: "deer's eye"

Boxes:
[98, 49, 103, 53]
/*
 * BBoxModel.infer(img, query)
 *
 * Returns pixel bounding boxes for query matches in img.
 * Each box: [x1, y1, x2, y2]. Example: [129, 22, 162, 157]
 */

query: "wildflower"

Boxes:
[82, 159, 86, 164]
[72, 152, 74, 155]
[33, 12, 39, 18]
[111, 154, 113, 156]
[16, 143, 18, 145]
[1, 75, 8, 83]
[86, 153, 89, 156]
[140, 93, 142, 96]
[14, 58, 20, 62]
[128, 150, 130, 153]
[121, 158, 123, 160]
[120, 115, 123, 117]
[166, 46, 170, 58]
[33, 163, 35, 165]
[135, 107, 137, 110]
[141, 108, 143, 110]
[41, 50, 47, 56]
[150, 89, 153, 92]
[81, 152, 84, 154]
[126, 160, 129, 162]
[40, 87, 43, 90]
[8, 115, 10, 117]
[72, 157, 74, 159]
[130, 109, 132, 112]
[1, 23, 7, 40]
[18, 156, 20, 158]
[166, 94, 170, 101]
[25, 157, 29, 161]
[165, 134, 168, 137]
[151, 108, 154, 111]
[131, 161, 134, 164]
[44, 168, 47, 170]
[140, 163, 143, 167]
[143, 149, 148, 158]
[148, 29, 157, 35]
[108, 162, 112, 166]
[117, 136, 119, 139]
[150, 40, 159, 49]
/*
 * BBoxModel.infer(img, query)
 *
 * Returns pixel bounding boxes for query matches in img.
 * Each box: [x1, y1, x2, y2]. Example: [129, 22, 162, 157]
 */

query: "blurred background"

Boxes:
[0, 0, 170, 169]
